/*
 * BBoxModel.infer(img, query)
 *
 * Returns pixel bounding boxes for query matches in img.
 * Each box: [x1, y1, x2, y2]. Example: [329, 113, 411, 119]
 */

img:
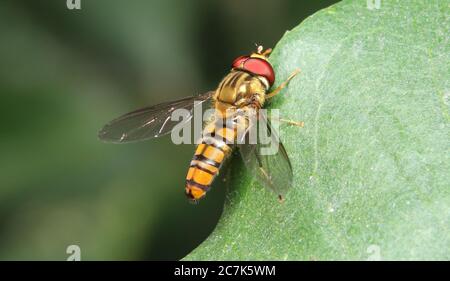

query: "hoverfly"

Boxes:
[98, 46, 302, 202]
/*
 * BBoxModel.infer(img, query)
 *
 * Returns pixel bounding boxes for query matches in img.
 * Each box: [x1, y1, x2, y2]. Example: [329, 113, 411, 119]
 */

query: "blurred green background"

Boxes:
[0, 0, 338, 260]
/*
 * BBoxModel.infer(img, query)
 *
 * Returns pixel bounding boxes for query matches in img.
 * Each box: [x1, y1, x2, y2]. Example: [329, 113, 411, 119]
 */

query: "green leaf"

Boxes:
[185, 0, 450, 260]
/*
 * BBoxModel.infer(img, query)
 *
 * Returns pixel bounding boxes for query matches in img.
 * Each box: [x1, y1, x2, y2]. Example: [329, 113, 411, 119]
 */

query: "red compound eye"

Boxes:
[242, 58, 275, 86]
[231, 55, 249, 69]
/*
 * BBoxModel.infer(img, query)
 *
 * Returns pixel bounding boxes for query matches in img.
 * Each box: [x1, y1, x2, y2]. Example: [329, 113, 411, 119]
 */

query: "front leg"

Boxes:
[266, 69, 301, 99]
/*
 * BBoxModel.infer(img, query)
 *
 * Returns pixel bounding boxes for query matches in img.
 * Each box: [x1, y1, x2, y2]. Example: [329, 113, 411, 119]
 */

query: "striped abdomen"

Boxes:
[185, 70, 262, 201]
[185, 123, 236, 201]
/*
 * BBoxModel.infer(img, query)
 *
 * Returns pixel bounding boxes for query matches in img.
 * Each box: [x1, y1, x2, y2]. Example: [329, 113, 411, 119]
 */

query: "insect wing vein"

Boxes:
[98, 91, 214, 143]
[238, 111, 293, 197]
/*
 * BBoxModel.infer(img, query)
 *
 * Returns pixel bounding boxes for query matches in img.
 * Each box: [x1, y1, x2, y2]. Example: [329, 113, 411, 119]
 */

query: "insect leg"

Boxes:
[253, 148, 281, 200]
[270, 116, 305, 128]
[266, 68, 301, 99]
[252, 149, 271, 181]
[279, 118, 304, 127]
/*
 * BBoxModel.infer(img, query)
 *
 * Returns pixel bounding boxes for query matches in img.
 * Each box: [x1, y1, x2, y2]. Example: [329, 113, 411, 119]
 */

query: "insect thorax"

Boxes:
[214, 70, 268, 110]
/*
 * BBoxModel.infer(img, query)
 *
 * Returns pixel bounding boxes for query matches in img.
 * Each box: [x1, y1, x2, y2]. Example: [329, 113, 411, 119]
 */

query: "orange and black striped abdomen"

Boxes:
[185, 130, 234, 201]
[185, 70, 258, 201]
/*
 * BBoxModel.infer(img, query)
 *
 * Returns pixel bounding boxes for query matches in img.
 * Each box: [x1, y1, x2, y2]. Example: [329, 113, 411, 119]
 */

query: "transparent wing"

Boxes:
[238, 110, 293, 199]
[98, 91, 214, 143]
